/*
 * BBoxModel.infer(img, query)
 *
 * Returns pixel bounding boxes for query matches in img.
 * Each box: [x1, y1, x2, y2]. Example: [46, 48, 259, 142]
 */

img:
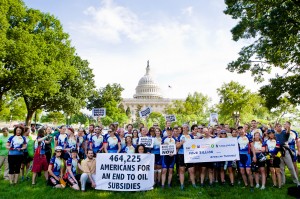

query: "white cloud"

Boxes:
[81, 0, 143, 43]
[70, 0, 264, 105]
[182, 6, 193, 16]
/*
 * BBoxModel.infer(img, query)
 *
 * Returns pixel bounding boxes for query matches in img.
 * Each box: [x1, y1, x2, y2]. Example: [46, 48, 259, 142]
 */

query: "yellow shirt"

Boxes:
[81, 158, 96, 174]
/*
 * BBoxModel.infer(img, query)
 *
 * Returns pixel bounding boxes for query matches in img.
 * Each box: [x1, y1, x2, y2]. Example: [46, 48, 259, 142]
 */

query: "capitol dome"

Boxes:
[133, 61, 163, 99]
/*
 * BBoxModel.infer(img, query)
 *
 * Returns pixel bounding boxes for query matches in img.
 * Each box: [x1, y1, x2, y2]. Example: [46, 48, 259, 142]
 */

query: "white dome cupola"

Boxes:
[133, 61, 163, 99]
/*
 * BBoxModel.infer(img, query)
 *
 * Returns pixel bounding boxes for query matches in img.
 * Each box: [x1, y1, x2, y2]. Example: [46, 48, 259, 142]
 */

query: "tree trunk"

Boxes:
[25, 110, 35, 126]
[0, 92, 4, 112]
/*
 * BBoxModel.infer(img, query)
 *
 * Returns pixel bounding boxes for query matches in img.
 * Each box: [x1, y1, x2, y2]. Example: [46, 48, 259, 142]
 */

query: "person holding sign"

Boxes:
[237, 126, 256, 191]
[262, 130, 281, 188]
[253, 131, 266, 190]
[32, 129, 50, 185]
[48, 146, 65, 188]
[104, 128, 121, 153]
[199, 128, 215, 187]
[90, 126, 104, 155]
[162, 121, 172, 137]
[177, 124, 197, 190]
[122, 136, 135, 153]
[80, 149, 96, 191]
[151, 128, 162, 186]
[161, 127, 177, 188]
[66, 149, 82, 190]
[137, 127, 152, 152]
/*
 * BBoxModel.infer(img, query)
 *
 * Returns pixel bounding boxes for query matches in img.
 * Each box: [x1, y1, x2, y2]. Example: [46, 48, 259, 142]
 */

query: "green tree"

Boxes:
[133, 104, 143, 128]
[0, 2, 95, 125]
[87, 84, 128, 126]
[71, 112, 92, 126]
[125, 107, 131, 117]
[224, 0, 300, 107]
[217, 81, 270, 125]
[164, 92, 210, 125]
[41, 111, 65, 124]
[0, 0, 27, 109]
[0, 94, 27, 122]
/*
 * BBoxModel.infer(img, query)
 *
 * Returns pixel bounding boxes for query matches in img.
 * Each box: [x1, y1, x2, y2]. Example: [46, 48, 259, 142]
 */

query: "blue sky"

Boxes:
[23, 0, 264, 104]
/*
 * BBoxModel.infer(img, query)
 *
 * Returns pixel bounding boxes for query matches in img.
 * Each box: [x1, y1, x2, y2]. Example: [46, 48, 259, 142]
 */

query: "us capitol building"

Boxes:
[121, 61, 175, 120]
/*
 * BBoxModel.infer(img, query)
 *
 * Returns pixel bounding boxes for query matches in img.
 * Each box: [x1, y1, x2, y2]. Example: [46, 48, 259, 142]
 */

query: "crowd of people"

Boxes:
[0, 120, 299, 193]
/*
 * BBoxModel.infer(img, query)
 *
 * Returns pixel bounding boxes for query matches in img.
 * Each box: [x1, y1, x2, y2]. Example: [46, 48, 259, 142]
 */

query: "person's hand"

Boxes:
[55, 176, 60, 181]
[253, 156, 257, 163]
[91, 182, 96, 188]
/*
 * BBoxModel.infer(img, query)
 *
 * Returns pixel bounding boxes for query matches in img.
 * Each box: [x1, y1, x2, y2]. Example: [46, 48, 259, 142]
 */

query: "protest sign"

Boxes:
[184, 138, 240, 163]
[160, 144, 176, 156]
[92, 108, 106, 118]
[165, 115, 176, 122]
[139, 107, 152, 118]
[209, 113, 218, 126]
[95, 153, 154, 191]
[138, 137, 153, 148]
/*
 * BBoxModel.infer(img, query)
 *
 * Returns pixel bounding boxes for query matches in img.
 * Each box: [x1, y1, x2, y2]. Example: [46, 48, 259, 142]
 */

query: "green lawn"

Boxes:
[0, 165, 299, 199]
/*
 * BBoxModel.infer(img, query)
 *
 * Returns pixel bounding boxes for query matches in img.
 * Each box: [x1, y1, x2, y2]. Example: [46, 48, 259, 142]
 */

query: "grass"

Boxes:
[0, 165, 299, 199]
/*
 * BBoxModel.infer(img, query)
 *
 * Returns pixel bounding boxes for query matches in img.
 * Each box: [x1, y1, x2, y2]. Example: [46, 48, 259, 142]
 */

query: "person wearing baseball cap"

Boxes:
[47, 146, 65, 188]
[161, 126, 177, 188]
[66, 148, 80, 190]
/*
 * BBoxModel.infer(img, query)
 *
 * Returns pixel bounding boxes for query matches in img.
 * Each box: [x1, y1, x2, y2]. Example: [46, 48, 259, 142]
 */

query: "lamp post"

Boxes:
[233, 111, 240, 127]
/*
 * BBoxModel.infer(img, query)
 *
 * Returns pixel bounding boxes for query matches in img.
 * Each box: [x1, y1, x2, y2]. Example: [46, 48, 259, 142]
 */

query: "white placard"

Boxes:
[160, 144, 176, 156]
[139, 107, 152, 118]
[209, 113, 218, 126]
[165, 115, 176, 122]
[138, 137, 153, 148]
[95, 153, 154, 191]
[92, 108, 106, 118]
[183, 138, 240, 163]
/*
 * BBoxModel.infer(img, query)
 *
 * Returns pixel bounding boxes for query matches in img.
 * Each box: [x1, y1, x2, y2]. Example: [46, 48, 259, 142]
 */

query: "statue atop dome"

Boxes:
[146, 60, 150, 75]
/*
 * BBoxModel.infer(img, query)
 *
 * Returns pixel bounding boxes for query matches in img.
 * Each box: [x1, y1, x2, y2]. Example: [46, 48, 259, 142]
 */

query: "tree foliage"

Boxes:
[0, 1, 95, 125]
[217, 81, 270, 125]
[0, 93, 27, 122]
[41, 111, 65, 124]
[165, 92, 210, 125]
[224, 0, 300, 107]
[87, 83, 128, 126]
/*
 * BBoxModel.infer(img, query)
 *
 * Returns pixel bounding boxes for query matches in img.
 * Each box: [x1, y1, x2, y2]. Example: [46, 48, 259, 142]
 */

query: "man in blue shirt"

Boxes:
[275, 122, 300, 187]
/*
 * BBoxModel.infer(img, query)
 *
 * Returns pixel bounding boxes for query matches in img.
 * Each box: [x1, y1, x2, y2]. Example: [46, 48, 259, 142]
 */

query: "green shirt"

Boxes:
[0, 134, 10, 156]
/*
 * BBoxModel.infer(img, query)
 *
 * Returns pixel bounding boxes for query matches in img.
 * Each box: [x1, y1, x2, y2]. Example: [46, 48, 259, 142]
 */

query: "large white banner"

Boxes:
[96, 153, 154, 191]
[184, 138, 240, 163]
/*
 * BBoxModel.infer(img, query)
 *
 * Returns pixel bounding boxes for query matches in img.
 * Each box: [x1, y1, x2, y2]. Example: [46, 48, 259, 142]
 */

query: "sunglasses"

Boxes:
[56, 151, 62, 153]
